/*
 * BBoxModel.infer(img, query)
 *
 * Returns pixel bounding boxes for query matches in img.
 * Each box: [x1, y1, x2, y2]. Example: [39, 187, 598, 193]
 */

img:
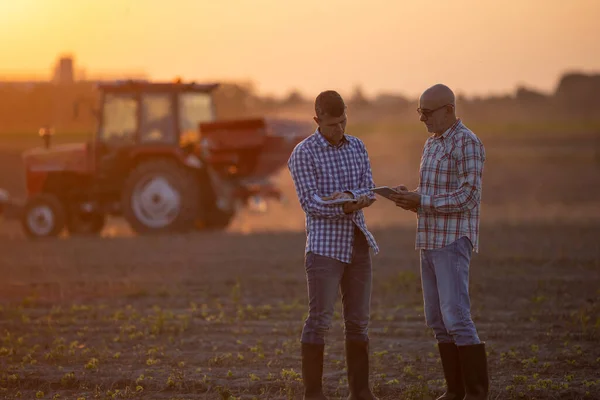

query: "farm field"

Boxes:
[0, 122, 599, 399]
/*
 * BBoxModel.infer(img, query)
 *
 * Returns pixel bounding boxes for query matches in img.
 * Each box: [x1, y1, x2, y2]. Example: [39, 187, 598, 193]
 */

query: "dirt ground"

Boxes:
[0, 122, 599, 399]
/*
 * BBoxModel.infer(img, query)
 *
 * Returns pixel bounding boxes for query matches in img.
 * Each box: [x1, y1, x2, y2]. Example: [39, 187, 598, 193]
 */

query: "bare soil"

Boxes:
[0, 123, 599, 399]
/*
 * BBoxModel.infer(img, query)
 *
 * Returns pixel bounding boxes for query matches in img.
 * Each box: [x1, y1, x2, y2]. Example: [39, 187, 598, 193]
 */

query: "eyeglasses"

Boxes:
[417, 103, 454, 118]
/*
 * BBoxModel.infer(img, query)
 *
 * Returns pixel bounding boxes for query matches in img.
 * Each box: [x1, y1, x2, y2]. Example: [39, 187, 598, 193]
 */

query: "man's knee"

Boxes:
[424, 300, 447, 329]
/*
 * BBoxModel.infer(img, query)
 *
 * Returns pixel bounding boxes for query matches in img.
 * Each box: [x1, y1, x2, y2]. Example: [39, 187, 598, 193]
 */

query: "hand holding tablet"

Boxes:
[371, 186, 401, 201]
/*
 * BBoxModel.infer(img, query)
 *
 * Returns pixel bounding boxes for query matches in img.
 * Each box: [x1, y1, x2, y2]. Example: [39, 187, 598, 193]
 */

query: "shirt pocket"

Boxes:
[432, 151, 451, 165]
[422, 145, 449, 167]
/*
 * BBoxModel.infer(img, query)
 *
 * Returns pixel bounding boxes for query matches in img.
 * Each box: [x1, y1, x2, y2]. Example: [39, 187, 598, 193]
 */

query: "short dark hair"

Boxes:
[315, 90, 345, 118]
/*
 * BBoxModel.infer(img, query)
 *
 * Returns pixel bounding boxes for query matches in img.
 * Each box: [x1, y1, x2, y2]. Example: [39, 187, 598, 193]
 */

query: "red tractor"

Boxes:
[16, 80, 310, 238]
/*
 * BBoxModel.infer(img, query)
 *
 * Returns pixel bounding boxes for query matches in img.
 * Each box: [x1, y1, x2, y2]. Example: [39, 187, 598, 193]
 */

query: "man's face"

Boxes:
[314, 112, 347, 143]
[418, 94, 452, 134]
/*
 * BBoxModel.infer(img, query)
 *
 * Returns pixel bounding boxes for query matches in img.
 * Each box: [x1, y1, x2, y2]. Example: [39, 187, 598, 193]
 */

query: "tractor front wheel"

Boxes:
[122, 159, 201, 234]
[21, 193, 66, 238]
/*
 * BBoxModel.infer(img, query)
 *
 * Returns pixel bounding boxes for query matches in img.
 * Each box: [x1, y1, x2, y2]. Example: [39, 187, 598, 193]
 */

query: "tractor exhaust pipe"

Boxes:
[39, 126, 54, 149]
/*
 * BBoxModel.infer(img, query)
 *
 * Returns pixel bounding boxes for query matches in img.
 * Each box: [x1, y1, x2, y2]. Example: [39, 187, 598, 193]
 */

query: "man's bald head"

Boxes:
[418, 84, 458, 135]
[420, 84, 455, 109]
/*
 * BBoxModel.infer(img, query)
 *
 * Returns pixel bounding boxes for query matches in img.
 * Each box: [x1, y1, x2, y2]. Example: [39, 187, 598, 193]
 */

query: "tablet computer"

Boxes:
[372, 186, 399, 201]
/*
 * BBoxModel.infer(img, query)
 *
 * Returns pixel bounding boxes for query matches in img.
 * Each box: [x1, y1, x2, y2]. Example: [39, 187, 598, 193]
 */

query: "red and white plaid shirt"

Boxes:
[416, 119, 486, 252]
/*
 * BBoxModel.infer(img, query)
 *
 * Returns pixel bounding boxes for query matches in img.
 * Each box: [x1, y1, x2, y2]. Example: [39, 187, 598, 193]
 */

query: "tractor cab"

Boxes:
[92, 81, 219, 177]
[95, 80, 218, 151]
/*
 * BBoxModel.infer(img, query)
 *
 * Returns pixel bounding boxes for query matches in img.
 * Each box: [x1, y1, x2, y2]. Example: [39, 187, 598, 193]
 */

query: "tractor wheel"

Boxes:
[122, 159, 201, 234]
[66, 209, 106, 236]
[21, 193, 66, 238]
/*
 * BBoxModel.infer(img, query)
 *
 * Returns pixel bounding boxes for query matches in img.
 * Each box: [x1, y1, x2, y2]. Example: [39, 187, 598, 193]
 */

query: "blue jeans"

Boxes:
[420, 236, 481, 346]
[301, 228, 372, 345]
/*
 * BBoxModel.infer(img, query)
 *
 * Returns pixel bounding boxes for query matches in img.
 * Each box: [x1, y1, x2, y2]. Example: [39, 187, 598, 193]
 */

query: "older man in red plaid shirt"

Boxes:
[391, 84, 489, 400]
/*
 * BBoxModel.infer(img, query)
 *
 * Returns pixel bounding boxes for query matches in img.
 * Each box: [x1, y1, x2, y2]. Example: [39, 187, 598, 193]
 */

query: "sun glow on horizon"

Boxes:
[0, 0, 598, 97]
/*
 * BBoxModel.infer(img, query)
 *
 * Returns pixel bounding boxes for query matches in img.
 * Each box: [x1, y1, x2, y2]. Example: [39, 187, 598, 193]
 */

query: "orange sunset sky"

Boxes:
[1, 0, 599, 98]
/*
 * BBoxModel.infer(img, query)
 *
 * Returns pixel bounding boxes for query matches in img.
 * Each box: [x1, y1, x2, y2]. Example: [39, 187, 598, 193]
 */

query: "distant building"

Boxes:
[53, 56, 74, 84]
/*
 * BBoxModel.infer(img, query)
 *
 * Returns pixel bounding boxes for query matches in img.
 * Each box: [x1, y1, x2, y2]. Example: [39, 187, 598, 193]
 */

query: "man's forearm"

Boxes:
[300, 196, 351, 220]
[420, 185, 480, 214]
[347, 188, 375, 200]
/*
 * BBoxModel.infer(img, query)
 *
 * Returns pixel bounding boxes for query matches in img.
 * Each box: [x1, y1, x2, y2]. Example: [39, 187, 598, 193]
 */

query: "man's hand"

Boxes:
[393, 185, 409, 192]
[389, 190, 421, 212]
[343, 194, 375, 214]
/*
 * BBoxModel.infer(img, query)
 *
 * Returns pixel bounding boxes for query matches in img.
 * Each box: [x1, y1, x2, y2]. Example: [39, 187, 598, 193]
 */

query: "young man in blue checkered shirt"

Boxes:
[288, 90, 379, 400]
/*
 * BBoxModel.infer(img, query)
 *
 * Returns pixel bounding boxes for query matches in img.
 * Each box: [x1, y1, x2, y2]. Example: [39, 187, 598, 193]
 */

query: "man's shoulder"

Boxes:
[289, 133, 318, 164]
[292, 133, 318, 153]
[453, 122, 483, 147]
[344, 134, 367, 149]
[344, 133, 362, 144]
[450, 122, 486, 161]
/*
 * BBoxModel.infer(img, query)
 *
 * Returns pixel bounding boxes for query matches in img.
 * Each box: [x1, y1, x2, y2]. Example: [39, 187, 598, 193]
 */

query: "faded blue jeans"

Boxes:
[301, 228, 372, 345]
[420, 236, 481, 346]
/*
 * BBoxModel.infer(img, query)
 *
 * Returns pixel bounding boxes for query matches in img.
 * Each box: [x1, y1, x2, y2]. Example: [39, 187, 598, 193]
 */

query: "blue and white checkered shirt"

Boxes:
[288, 129, 379, 263]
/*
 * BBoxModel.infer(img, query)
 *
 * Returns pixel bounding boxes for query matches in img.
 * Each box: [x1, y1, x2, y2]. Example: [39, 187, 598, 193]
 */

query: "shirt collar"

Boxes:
[436, 119, 461, 140]
[315, 128, 348, 148]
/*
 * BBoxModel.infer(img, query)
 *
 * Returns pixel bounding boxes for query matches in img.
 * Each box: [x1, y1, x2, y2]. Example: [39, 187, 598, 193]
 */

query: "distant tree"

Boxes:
[282, 89, 306, 107]
[212, 80, 259, 119]
[554, 72, 600, 116]
[515, 85, 548, 103]
[373, 92, 409, 106]
[256, 94, 279, 111]
[349, 85, 369, 108]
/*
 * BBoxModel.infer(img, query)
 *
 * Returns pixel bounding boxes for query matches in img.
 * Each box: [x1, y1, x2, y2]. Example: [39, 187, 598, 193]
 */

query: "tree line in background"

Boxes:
[0, 72, 598, 134]
[216, 72, 600, 124]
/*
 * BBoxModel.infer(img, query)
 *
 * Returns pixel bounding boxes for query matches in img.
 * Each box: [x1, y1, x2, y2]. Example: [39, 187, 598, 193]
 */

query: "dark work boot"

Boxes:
[436, 343, 465, 400]
[457, 343, 489, 400]
[345, 340, 378, 400]
[301, 343, 328, 400]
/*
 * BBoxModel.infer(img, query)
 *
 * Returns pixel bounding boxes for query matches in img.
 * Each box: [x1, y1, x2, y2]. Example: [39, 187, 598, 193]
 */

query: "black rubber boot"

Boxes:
[457, 342, 489, 400]
[302, 343, 328, 400]
[436, 342, 465, 400]
[345, 340, 378, 400]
